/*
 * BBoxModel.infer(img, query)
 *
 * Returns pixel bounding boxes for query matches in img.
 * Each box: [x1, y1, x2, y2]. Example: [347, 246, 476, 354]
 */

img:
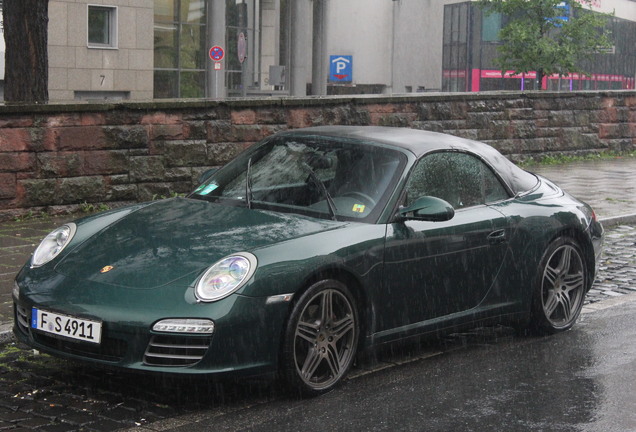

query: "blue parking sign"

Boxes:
[330, 56, 353, 83]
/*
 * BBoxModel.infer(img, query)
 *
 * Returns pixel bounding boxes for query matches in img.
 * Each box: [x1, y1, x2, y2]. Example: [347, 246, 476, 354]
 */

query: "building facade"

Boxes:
[48, 0, 154, 101]
[0, 0, 634, 101]
[151, 0, 635, 98]
[442, 0, 636, 92]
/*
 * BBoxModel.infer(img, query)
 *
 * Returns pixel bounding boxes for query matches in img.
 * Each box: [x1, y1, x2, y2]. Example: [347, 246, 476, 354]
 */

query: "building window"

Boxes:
[482, 11, 501, 42]
[442, 3, 470, 92]
[154, 0, 207, 98]
[88, 5, 117, 48]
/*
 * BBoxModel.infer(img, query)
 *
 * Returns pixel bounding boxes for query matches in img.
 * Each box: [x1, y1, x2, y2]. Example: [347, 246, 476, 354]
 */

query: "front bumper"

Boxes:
[12, 289, 290, 377]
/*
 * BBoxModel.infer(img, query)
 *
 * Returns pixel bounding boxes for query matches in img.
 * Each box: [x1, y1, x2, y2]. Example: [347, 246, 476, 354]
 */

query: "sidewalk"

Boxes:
[530, 156, 636, 226]
[1, 157, 636, 340]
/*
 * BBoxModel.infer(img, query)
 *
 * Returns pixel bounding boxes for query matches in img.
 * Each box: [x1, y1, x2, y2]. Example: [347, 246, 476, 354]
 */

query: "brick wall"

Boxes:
[0, 91, 635, 220]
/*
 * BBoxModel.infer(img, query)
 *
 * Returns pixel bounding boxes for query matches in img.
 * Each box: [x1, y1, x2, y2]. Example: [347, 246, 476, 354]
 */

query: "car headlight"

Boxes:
[31, 223, 77, 268]
[195, 252, 257, 302]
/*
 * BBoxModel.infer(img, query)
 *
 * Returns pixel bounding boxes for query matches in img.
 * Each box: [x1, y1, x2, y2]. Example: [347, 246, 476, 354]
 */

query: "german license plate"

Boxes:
[31, 308, 102, 344]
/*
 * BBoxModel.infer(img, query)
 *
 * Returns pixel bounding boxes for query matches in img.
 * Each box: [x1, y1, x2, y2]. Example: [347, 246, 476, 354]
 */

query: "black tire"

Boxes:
[529, 237, 588, 335]
[281, 279, 359, 396]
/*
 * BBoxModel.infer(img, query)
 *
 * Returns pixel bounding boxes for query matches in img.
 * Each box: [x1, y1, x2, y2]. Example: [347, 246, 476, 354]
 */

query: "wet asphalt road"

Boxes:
[156, 295, 636, 432]
[3, 299, 636, 432]
[0, 224, 634, 431]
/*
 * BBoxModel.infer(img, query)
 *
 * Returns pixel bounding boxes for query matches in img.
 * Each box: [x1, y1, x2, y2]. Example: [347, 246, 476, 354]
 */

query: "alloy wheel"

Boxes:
[292, 287, 357, 391]
[540, 244, 586, 329]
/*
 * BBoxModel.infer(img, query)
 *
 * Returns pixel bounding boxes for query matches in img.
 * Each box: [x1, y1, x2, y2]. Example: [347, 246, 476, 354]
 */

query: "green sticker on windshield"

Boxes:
[352, 204, 366, 213]
[198, 183, 218, 196]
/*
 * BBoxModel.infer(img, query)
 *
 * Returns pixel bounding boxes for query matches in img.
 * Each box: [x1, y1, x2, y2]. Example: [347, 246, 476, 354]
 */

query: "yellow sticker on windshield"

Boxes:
[352, 204, 366, 213]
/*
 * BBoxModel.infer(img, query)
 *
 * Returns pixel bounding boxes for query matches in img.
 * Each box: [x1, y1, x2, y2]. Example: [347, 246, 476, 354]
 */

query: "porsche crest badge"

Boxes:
[100, 265, 115, 274]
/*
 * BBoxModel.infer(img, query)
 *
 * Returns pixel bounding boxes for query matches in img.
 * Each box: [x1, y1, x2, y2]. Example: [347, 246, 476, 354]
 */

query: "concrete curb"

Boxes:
[599, 214, 636, 228]
[582, 292, 636, 314]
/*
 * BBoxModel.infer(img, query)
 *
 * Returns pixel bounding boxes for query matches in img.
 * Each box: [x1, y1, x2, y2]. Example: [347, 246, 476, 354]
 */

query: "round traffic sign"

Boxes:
[238, 32, 246, 64]
[209, 46, 224, 62]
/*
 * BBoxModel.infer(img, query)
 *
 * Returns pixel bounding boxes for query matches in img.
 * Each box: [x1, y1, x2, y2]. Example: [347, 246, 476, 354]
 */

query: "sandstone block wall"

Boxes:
[0, 91, 634, 220]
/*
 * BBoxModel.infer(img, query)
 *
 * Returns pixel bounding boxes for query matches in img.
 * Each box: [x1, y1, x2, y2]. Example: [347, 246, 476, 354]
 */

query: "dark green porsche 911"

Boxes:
[13, 126, 603, 395]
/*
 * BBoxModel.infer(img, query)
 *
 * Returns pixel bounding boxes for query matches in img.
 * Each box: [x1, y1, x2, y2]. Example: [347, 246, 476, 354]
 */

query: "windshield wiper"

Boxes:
[246, 157, 253, 209]
[303, 162, 338, 221]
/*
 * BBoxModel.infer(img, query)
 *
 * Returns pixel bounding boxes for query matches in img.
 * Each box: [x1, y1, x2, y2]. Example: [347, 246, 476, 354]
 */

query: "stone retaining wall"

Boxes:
[1, 90, 635, 220]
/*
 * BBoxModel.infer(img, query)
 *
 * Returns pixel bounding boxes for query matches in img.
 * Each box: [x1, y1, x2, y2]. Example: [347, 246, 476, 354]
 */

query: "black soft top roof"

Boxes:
[282, 126, 539, 196]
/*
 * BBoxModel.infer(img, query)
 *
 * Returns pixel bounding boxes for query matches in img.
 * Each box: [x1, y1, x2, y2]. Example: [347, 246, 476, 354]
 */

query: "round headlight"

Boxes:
[195, 253, 257, 302]
[31, 223, 77, 268]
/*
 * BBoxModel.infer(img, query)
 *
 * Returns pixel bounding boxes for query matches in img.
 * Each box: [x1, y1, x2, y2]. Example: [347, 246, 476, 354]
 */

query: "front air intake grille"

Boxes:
[15, 305, 29, 334]
[144, 334, 212, 367]
[32, 333, 128, 362]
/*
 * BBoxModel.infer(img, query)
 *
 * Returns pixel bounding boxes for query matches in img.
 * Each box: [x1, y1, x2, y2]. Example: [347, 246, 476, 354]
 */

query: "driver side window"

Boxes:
[405, 152, 508, 209]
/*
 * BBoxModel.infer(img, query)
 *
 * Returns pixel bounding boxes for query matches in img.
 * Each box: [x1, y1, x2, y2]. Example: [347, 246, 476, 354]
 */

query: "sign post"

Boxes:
[238, 32, 248, 97]
[209, 46, 225, 97]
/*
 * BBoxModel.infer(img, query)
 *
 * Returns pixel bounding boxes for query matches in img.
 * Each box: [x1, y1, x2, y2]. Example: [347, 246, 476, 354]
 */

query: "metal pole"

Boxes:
[386, 0, 396, 94]
[239, 1, 249, 97]
[207, 0, 226, 98]
[290, 0, 311, 96]
[311, 0, 327, 95]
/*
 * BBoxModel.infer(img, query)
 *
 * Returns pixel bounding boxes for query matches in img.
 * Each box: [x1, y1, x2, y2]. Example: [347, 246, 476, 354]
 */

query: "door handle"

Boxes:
[487, 229, 506, 245]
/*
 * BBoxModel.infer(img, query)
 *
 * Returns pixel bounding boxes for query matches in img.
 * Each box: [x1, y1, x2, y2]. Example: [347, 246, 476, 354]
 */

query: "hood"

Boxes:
[55, 198, 345, 288]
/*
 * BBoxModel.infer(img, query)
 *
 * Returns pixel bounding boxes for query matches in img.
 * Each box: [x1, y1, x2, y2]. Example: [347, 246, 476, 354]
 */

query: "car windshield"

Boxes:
[189, 134, 407, 222]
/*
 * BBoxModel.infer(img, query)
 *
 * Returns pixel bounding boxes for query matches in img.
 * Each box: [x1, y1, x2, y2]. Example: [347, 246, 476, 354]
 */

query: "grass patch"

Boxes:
[0, 344, 28, 371]
[0, 343, 59, 370]
[12, 201, 112, 223]
[151, 191, 186, 201]
[80, 201, 111, 213]
[0, 344, 23, 360]
[517, 150, 636, 168]
[13, 210, 50, 223]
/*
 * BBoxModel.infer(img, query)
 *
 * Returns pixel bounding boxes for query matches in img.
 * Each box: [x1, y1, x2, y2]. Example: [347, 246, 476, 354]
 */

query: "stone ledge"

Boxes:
[0, 90, 633, 115]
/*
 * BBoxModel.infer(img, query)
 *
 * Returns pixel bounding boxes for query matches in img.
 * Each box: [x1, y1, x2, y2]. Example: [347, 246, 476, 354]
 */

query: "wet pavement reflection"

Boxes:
[157, 298, 636, 432]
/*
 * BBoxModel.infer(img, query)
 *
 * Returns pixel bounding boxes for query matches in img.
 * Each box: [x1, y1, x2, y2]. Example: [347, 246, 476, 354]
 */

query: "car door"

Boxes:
[380, 151, 511, 331]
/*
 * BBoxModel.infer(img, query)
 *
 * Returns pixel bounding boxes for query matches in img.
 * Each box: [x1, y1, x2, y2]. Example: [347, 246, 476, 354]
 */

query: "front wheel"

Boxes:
[530, 238, 588, 334]
[281, 279, 359, 396]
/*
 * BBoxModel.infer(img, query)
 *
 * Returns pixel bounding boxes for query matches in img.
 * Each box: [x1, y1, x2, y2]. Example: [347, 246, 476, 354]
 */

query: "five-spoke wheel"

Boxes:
[282, 279, 359, 396]
[531, 238, 588, 334]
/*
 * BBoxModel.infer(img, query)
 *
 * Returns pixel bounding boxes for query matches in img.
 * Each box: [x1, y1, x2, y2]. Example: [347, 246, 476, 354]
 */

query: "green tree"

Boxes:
[2, 0, 49, 103]
[478, 0, 613, 89]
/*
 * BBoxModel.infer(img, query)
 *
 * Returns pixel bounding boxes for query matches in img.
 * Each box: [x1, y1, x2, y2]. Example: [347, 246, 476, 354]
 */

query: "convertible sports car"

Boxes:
[13, 126, 603, 395]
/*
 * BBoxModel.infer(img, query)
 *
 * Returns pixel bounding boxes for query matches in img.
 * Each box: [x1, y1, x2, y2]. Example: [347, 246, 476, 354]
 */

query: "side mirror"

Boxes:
[398, 196, 455, 222]
[198, 168, 218, 184]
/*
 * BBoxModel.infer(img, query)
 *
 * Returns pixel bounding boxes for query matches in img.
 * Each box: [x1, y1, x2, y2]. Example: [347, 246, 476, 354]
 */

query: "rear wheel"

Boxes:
[281, 279, 359, 396]
[530, 238, 587, 334]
